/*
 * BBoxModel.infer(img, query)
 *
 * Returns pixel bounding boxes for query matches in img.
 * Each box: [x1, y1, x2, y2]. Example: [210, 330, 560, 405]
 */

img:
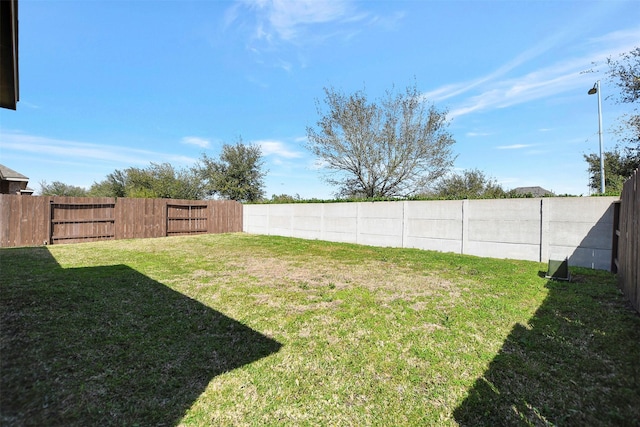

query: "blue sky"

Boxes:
[1, 0, 638, 198]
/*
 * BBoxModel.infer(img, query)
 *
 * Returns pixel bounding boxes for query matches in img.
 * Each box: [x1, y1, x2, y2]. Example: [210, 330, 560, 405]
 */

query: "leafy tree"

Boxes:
[270, 193, 302, 203]
[606, 46, 639, 160]
[431, 169, 507, 199]
[39, 181, 88, 197]
[89, 163, 204, 199]
[88, 170, 127, 197]
[125, 163, 203, 199]
[306, 83, 456, 198]
[196, 140, 266, 202]
[607, 47, 639, 107]
[584, 149, 637, 194]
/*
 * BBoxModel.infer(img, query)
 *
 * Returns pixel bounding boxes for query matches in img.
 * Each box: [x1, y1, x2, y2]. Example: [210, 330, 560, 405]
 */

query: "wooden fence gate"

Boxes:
[166, 204, 208, 236]
[50, 201, 116, 244]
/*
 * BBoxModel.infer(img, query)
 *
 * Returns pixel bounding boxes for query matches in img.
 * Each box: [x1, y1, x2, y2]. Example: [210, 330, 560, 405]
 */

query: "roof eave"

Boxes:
[0, 0, 19, 110]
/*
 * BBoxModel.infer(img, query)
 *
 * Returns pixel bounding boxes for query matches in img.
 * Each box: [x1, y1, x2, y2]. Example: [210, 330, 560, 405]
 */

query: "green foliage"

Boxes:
[269, 193, 303, 203]
[88, 169, 127, 197]
[607, 47, 640, 107]
[430, 169, 508, 199]
[89, 163, 204, 199]
[306, 82, 456, 198]
[39, 180, 88, 197]
[604, 47, 639, 169]
[584, 148, 638, 194]
[62, 142, 267, 201]
[196, 140, 266, 202]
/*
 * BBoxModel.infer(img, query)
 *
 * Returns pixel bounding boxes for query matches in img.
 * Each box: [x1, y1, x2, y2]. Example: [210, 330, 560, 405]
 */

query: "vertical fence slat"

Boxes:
[617, 168, 639, 313]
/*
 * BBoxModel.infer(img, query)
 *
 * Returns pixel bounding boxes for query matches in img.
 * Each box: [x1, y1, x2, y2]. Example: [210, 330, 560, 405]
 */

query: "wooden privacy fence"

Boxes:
[0, 195, 242, 247]
[616, 168, 639, 313]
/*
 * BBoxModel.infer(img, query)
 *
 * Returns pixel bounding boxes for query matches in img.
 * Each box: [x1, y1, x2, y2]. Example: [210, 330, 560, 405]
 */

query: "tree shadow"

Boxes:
[1, 247, 282, 426]
[453, 271, 640, 426]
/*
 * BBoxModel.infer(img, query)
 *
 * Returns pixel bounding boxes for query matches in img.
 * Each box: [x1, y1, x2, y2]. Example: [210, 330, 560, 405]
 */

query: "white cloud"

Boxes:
[255, 139, 304, 158]
[181, 136, 210, 148]
[241, 0, 354, 41]
[233, 0, 402, 48]
[429, 25, 640, 119]
[496, 144, 533, 150]
[309, 158, 328, 170]
[228, 0, 405, 73]
[466, 132, 491, 137]
[587, 26, 640, 46]
[2, 132, 197, 166]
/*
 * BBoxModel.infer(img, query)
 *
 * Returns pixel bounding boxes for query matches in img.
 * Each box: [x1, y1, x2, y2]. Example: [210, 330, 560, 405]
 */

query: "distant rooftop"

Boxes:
[0, 163, 29, 182]
[0, 163, 33, 195]
[512, 186, 555, 197]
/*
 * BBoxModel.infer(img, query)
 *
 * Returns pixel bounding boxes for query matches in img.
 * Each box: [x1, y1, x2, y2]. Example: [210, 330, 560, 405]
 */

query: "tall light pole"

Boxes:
[588, 80, 605, 194]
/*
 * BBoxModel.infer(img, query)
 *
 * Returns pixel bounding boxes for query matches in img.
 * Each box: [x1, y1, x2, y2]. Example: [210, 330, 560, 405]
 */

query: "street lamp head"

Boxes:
[588, 83, 598, 95]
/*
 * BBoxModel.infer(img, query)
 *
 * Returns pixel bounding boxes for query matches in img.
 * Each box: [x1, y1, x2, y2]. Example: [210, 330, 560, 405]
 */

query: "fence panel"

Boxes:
[115, 198, 166, 239]
[0, 195, 51, 246]
[0, 195, 243, 247]
[167, 204, 208, 236]
[210, 200, 243, 234]
[49, 198, 116, 244]
[617, 169, 639, 312]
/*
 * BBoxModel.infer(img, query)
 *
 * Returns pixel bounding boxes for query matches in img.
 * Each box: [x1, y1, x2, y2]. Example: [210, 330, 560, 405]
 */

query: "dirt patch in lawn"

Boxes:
[230, 255, 458, 299]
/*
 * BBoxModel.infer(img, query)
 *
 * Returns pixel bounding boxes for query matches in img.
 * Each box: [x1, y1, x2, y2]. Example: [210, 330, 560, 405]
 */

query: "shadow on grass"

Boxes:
[454, 270, 640, 426]
[0, 247, 282, 426]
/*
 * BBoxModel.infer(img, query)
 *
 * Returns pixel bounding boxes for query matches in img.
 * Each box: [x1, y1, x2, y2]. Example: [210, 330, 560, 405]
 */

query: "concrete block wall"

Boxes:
[243, 197, 618, 270]
[546, 198, 616, 270]
[464, 199, 543, 262]
[321, 203, 357, 243]
[403, 200, 463, 254]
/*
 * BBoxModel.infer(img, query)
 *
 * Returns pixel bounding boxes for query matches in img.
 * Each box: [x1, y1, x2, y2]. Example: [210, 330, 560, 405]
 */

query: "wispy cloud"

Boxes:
[272, 0, 352, 40]
[230, 0, 403, 52]
[255, 139, 304, 158]
[2, 132, 197, 166]
[496, 144, 534, 150]
[466, 132, 491, 137]
[224, 0, 406, 76]
[422, 24, 574, 104]
[309, 158, 328, 170]
[428, 25, 640, 119]
[181, 136, 210, 148]
[237, 0, 355, 42]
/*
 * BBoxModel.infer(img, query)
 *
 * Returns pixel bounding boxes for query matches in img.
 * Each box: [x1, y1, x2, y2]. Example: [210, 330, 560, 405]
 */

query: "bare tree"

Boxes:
[306, 83, 456, 198]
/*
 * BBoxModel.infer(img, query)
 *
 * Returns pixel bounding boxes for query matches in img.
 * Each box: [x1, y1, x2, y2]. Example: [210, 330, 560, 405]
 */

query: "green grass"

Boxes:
[1, 233, 639, 426]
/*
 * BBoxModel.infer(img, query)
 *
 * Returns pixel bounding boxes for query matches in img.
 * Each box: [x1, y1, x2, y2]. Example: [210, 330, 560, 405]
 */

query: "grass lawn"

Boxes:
[1, 233, 639, 426]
